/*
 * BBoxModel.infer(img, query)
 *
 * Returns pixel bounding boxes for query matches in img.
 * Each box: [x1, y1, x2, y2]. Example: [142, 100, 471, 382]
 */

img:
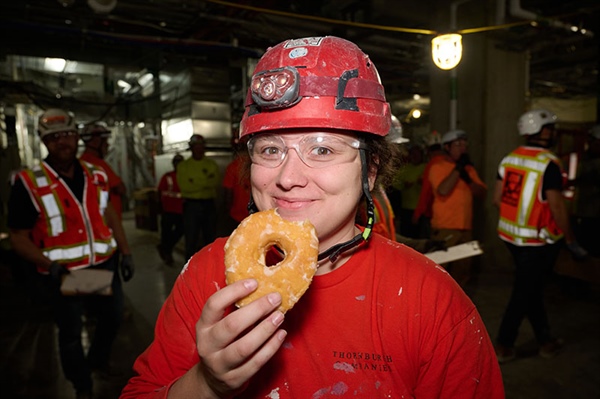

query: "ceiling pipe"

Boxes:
[447, 0, 476, 130]
[505, 0, 594, 37]
[495, 0, 505, 25]
[507, 0, 536, 20]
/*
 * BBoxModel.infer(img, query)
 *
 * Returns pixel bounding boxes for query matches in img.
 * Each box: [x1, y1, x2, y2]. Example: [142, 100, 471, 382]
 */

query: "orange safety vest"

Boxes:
[497, 146, 564, 246]
[18, 160, 117, 272]
[371, 186, 397, 241]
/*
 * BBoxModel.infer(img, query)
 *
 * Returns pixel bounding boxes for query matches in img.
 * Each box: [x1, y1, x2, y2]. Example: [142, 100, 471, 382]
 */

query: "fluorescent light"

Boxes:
[44, 58, 66, 72]
[163, 119, 193, 144]
[137, 72, 153, 87]
[117, 79, 132, 92]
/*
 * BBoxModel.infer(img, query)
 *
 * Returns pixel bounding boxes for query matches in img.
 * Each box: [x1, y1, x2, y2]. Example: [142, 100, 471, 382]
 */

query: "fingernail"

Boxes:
[271, 311, 284, 326]
[244, 279, 258, 290]
[277, 330, 287, 342]
[267, 292, 282, 306]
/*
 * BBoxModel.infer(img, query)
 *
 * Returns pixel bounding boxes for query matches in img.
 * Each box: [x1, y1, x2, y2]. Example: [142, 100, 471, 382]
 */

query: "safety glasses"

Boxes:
[247, 133, 367, 168]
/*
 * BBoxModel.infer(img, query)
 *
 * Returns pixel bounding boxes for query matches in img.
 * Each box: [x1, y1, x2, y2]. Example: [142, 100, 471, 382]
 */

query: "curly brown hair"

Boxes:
[361, 133, 403, 190]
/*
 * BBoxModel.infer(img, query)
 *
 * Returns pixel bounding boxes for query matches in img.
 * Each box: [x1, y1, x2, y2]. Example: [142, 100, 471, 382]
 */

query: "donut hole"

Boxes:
[264, 243, 286, 267]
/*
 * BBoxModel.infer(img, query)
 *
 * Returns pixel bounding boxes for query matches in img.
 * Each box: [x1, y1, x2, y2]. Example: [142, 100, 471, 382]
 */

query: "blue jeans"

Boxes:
[183, 199, 217, 260]
[50, 255, 124, 393]
[496, 242, 560, 347]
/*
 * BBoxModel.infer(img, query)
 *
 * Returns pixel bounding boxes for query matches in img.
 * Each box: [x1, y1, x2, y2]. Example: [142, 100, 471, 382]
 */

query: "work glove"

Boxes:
[455, 153, 473, 169]
[424, 239, 448, 253]
[454, 154, 473, 183]
[457, 167, 472, 184]
[49, 261, 70, 283]
[120, 254, 135, 282]
[566, 241, 588, 261]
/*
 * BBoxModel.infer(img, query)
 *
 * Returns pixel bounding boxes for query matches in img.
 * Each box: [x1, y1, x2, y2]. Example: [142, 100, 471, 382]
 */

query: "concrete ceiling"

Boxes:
[1, 0, 598, 120]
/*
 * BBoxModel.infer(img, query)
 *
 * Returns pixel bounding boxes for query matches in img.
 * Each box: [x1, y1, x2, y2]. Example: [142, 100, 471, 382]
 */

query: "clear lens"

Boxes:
[248, 133, 365, 168]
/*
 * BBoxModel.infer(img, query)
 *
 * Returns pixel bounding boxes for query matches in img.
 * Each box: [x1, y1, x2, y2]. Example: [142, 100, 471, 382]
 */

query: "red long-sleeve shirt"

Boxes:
[121, 234, 504, 399]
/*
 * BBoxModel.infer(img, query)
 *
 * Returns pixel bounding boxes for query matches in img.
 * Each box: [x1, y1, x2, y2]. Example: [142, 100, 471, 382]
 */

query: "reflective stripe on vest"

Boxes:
[518, 171, 540, 226]
[88, 167, 110, 214]
[33, 165, 49, 187]
[42, 193, 64, 236]
[497, 147, 563, 245]
[498, 218, 539, 238]
[33, 164, 66, 237]
[499, 154, 548, 174]
[20, 161, 117, 271]
[43, 239, 116, 263]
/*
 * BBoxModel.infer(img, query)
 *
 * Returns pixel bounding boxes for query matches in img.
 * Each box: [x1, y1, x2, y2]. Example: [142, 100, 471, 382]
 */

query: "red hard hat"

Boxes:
[240, 36, 391, 139]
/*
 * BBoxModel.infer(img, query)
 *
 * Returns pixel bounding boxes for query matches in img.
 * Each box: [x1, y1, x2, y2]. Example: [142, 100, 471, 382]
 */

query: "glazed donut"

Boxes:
[224, 208, 319, 313]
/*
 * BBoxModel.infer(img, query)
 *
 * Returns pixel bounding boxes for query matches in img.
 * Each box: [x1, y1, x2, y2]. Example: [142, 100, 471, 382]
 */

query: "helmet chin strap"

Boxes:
[247, 148, 374, 264]
[317, 148, 373, 262]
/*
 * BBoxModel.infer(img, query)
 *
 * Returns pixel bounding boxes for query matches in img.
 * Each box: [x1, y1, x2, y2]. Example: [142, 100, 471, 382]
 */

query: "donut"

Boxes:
[224, 208, 319, 313]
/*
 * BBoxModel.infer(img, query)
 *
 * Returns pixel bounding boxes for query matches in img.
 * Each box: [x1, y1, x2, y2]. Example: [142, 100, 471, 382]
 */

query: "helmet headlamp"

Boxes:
[251, 66, 301, 110]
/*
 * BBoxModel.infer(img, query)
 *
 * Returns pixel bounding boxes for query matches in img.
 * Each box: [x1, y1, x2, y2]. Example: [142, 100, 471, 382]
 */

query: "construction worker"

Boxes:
[80, 121, 127, 218]
[8, 108, 134, 399]
[156, 153, 184, 266]
[412, 131, 445, 238]
[428, 129, 487, 289]
[176, 134, 220, 260]
[493, 109, 588, 363]
[122, 35, 503, 399]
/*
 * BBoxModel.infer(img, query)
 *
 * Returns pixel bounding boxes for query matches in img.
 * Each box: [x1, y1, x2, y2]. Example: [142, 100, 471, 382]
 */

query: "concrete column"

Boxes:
[482, 44, 527, 269]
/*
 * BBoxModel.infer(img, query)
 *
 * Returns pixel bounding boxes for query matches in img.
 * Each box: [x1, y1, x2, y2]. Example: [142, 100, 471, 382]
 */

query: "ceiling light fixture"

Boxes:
[431, 33, 462, 70]
[44, 58, 66, 73]
[117, 79, 132, 92]
[87, 0, 117, 14]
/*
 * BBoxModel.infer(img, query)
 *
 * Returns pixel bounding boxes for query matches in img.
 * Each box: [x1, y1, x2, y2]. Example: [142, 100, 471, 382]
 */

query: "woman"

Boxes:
[121, 36, 503, 399]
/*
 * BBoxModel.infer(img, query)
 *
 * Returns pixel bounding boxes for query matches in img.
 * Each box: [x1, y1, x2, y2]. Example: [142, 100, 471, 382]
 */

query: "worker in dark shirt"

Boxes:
[8, 108, 134, 399]
[493, 108, 587, 364]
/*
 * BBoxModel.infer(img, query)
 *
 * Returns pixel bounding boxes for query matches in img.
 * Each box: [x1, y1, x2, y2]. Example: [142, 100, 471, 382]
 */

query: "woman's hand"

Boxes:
[195, 279, 287, 397]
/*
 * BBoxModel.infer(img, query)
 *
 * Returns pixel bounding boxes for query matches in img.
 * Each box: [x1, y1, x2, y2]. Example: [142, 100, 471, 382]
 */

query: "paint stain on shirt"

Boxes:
[333, 361, 355, 374]
[266, 387, 280, 398]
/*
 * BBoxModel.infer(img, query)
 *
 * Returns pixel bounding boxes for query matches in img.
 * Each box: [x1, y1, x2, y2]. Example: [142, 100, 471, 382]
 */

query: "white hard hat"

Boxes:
[38, 108, 77, 138]
[424, 131, 442, 147]
[441, 129, 467, 144]
[517, 109, 557, 136]
[81, 121, 111, 142]
[387, 114, 409, 144]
